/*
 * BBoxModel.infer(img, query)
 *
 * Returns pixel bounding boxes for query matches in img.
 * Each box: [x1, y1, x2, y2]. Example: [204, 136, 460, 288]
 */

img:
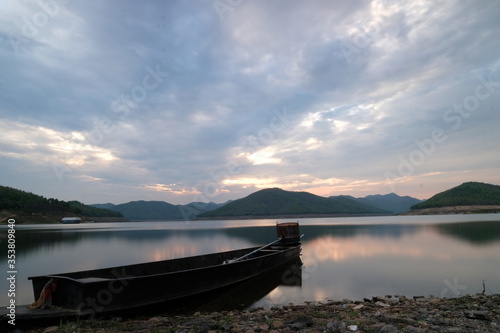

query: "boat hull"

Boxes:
[28, 245, 301, 315]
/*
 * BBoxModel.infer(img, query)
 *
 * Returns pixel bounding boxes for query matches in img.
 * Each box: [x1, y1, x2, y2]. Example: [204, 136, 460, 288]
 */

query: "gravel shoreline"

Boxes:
[19, 294, 500, 333]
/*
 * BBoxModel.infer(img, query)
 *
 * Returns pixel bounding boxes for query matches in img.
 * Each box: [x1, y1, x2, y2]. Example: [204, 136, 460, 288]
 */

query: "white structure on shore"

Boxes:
[61, 217, 81, 224]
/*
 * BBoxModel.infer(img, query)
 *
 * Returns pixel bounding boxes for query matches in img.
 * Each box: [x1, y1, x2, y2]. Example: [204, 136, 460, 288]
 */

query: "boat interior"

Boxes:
[30, 246, 292, 282]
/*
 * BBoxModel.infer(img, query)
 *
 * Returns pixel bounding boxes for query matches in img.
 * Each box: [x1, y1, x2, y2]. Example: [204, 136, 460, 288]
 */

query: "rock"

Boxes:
[290, 315, 314, 327]
[376, 301, 391, 307]
[326, 321, 346, 332]
[42, 327, 59, 333]
[382, 315, 418, 326]
[464, 310, 492, 321]
[428, 296, 441, 304]
[402, 326, 426, 333]
[379, 324, 398, 332]
[182, 318, 216, 333]
[270, 320, 285, 329]
[289, 322, 306, 330]
[134, 322, 150, 331]
[484, 299, 497, 308]
[259, 323, 270, 330]
[221, 322, 233, 330]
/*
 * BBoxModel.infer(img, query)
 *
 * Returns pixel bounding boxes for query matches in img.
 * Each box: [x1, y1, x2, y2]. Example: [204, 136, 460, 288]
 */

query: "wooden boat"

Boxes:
[2, 223, 302, 323]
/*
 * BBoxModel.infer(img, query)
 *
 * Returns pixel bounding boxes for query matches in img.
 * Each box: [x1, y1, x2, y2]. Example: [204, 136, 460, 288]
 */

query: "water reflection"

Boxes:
[434, 221, 500, 245]
[0, 226, 279, 260]
[290, 221, 500, 302]
[1, 215, 500, 309]
[169, 258, 303, 313]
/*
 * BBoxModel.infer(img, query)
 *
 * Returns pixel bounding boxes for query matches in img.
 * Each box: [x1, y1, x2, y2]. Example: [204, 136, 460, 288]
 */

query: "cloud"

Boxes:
[0, 0, 499, 204]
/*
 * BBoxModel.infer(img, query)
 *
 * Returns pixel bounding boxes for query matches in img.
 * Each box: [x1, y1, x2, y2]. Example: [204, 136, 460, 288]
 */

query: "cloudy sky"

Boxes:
[0, 0, 499, 205]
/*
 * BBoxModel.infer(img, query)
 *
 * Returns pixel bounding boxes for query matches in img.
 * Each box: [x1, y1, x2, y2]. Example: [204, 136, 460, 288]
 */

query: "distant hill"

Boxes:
[91, 203, 116, 210]
[197, 188, 390, 219]
[0, 185, 124, 223]
[67, 201, 124, 218]
[412, 182, 500, 209]
[331, 193, 422, 214]
[92, 200, 229, 221]
[408, 182, 500, 214]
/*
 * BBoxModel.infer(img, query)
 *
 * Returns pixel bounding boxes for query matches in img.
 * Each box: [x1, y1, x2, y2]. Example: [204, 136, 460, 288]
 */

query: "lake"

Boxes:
[1, 214, 500, 312]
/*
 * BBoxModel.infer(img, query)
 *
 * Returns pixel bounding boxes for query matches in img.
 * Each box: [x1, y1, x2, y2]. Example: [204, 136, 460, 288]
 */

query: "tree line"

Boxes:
[0, 185, 122, 217]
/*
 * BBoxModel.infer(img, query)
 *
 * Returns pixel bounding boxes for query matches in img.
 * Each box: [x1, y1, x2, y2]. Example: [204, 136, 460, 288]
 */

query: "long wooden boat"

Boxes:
[2, 223, 302, 323]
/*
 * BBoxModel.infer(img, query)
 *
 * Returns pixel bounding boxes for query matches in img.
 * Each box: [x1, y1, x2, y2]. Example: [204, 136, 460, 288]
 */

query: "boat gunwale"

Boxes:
[28, 245, 300, 283]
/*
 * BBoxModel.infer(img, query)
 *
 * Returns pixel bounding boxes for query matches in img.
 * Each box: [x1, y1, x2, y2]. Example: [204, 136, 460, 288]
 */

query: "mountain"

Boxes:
[92, 200, 229, 221]
[331, 193, 422, 214]
[0, 185, 124, 223]
[197, 188, 390, 219]
[411, 182, 500, 210]
[91, 203, 116, 210]
[107, 201, 179, 220]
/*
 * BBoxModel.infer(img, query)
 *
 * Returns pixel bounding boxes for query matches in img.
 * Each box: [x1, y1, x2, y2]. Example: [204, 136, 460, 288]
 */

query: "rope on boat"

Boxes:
[230, 238, 283, 263]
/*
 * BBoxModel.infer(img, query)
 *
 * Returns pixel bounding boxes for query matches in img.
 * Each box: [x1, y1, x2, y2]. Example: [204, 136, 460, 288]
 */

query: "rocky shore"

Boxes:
[403, 205, 500, 215]
[20, 294, 500, 333]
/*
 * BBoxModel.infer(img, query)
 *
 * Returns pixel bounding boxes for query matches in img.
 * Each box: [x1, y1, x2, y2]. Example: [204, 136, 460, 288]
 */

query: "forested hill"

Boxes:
[0, 185, 124, 223]
[94, 201, 179, 221]
[197, 188, 390, 219]
[91, 201, 228, 220]
[411, 182, 500, 209]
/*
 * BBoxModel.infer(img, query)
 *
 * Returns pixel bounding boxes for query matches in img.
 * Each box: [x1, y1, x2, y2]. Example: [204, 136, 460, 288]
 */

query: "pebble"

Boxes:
[484, 299, 498, 308]
[464, 310, 493, 321]
[376, 301, 391, 307]
[326, 321, 345, 332]
[379, 324, 398, 332]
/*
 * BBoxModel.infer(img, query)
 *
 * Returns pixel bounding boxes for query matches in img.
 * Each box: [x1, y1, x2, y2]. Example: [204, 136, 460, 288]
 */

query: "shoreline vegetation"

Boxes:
[0, 185, 125, 224]
[16, 293, 500, 333]
[0, 210, 128, 224]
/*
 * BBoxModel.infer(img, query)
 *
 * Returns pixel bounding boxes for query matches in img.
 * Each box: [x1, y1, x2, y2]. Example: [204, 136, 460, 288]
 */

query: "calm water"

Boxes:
[1, 214, 500, 311]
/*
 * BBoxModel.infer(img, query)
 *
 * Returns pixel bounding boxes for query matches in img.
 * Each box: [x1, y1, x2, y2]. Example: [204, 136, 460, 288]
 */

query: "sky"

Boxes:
[0, 0, 499, 205]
